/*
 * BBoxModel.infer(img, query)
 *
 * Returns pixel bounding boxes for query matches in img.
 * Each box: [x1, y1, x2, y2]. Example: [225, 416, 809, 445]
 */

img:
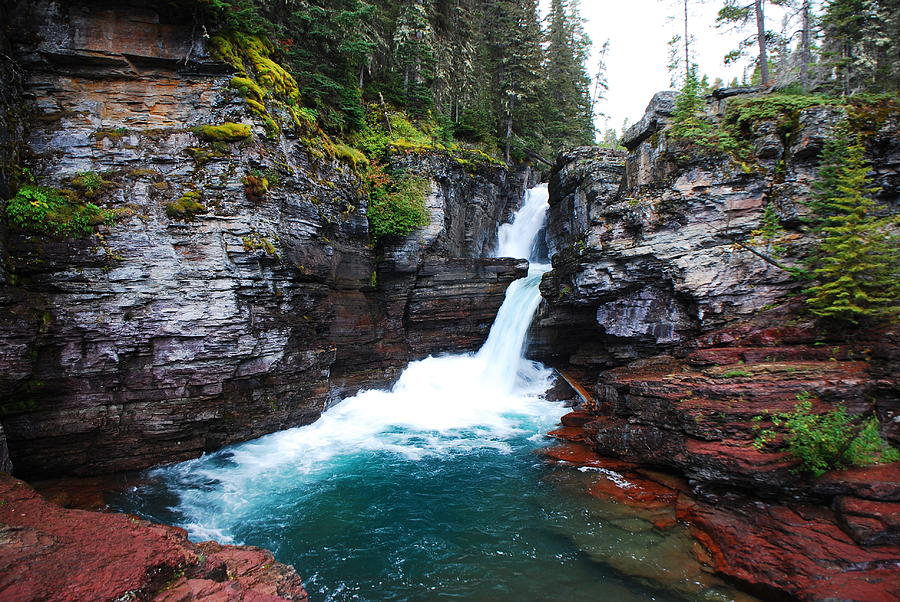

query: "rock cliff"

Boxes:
[0, 1, 533, 479]
[537, 91, 900, 600]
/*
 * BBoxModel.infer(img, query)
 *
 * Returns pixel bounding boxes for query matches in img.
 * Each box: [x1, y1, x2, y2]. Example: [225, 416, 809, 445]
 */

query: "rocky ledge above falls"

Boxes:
[0, 473, 309, 601]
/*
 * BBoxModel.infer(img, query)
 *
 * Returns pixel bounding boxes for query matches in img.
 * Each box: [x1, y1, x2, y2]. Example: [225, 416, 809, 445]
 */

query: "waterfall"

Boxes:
[479, 184, 550, 391]
[122, 184, 555, 546]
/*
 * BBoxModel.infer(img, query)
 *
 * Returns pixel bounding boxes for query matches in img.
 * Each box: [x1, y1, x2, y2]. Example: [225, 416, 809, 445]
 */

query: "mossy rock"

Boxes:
[165, 191, 207, 220]
[191, 123, 252, 143]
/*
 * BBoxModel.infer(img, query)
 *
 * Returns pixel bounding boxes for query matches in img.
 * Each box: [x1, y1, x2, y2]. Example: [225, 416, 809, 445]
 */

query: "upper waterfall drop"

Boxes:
[495, 183, 550, 262]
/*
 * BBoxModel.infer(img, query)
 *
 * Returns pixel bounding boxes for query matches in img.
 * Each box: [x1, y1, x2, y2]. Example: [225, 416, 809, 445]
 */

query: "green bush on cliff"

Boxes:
[165, 191, 207, 220]
[754, 400, 899, 477]
[366, 170, 429, 241]
[4, 185, 113, 237]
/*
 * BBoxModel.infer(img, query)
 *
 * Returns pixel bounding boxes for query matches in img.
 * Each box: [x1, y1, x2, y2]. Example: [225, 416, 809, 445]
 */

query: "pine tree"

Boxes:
[821, 0, 898, 94]
[492, 0, 543, 161]
[805, 125, 900, 323]
[393, 0, 436, 115]
[717, 0, 782, 85]
[541, 0, 595, 152]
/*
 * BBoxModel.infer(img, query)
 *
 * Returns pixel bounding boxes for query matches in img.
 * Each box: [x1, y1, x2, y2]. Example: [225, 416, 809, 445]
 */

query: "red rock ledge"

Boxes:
[0, 474, 308, 601]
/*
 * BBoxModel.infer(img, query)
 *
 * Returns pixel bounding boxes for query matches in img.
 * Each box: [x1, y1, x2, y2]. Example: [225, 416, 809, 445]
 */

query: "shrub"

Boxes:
[192, 123, 252, 142]
[753, 400, 898, 476]
[367, 170, 429, 241]
[333, 143, 369, 170]
[4, 185, 113, 237]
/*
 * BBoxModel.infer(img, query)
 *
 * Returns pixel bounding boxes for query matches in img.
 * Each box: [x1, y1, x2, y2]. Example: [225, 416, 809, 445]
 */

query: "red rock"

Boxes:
[834, 496, 900, 545]
[677, 495, 900, 601]
[559, 410, 594, 427]
[547, 426, 595, 445]
[0, 474, 308, 601]
[541, 442, 638, 472]
[816, 463, 900, 502]
[587, 475, 678, 511]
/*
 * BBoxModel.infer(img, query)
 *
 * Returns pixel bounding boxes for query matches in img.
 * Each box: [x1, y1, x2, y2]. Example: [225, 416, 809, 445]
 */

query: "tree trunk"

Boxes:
[755, 0, 769, 85]
[800, 0, 811, 92]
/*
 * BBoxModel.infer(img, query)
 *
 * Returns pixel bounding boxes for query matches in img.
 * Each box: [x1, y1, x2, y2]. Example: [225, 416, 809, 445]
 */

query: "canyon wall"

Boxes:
[0, 1, 533, 478]
[538, 91, 900, 599]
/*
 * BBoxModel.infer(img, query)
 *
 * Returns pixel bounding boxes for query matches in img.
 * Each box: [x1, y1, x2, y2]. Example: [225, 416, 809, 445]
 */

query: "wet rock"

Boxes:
[0, 473, 309, 601]
[678, 495, 900, 601]
[834, 496, 900, 546]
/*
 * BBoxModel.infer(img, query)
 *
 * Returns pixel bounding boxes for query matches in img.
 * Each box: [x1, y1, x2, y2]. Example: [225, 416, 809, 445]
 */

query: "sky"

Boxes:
[547, 0, 791, 134]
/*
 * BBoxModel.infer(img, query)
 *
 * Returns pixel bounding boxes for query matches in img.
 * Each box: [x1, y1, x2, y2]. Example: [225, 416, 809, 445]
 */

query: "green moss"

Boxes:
[90, 128, 129, 141]
[367, 172, 430, 241]
[185, 147, 228, 165]
[230, 76, 266, 102]
[4, 184, 115, 237]
[191, 123, 252, 142]
[242, 233, 279, 257]
[70, 171, 116, 199]
[333, 143, 369, 169]
[721, 369, 753, 378]
[209, 35, 246, 72]
[236, 34, 300, 101]
[164, 191, 206, 220]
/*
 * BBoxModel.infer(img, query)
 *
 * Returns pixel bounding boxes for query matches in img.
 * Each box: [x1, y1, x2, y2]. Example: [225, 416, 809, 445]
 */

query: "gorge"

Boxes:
[0, 1, 899, 601]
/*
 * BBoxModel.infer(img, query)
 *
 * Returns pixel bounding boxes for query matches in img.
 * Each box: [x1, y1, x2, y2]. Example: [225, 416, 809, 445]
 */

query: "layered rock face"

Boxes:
[537, 93, 900, 599]
[0, 1, 530, 479]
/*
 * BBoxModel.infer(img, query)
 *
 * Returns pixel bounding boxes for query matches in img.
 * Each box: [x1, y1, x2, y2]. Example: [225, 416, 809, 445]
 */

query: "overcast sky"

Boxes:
[541, 0, 791, 135]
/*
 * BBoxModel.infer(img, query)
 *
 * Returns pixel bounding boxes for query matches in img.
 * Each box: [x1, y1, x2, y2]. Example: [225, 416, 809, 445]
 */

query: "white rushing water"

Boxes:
[147, 184, 556, 543]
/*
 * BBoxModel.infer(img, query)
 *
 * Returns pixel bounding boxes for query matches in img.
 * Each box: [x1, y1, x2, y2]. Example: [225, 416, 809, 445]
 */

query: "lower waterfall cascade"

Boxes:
[114, 185, 752, 602]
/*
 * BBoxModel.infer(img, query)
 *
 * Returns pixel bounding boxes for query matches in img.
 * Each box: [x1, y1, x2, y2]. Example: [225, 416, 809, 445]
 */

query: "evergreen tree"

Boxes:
[541, 0, 595, 152]
[805, 125, 900, 323]
[393, 0, 436, 115]
[492, 0, 544, 161]
[717, 0, 783, 85]
[821, 0, 899, 94]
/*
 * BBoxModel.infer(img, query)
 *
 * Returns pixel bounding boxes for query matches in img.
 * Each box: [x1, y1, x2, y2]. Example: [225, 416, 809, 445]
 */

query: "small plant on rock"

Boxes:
[753, 400, 899, 477]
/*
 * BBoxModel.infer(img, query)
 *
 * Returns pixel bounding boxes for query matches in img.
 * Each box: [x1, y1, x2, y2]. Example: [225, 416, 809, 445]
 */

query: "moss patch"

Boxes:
[191, 123, 252, 143]
[164, 191, 206, 220]
[4, 184, 115, 237]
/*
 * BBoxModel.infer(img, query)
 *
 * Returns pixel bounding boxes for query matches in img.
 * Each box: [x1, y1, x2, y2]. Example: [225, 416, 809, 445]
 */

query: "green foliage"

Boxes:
[195, 0, 594, 159]
[192, 123, 252, 142]
[804, 124, 899, 323]
[669, 66, 739, 154]
[333, 143, 369, 169]
[165, 191, 207, 220]
[366, 169, 429, 241]
[754, 400, 899, 476]
[721, 369, 753, 378]
[4, 184, 113, 237]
